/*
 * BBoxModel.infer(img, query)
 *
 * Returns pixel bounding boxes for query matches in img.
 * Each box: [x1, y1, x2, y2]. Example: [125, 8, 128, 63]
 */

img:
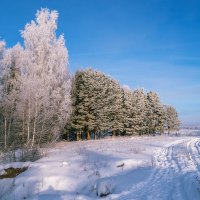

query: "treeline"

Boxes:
[65, 68, 180, 140]
[0, 9, 180, 155]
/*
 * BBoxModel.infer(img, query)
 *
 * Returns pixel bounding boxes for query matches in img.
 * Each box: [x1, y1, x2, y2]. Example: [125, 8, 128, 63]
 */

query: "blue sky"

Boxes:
[0, 0, 200, 125]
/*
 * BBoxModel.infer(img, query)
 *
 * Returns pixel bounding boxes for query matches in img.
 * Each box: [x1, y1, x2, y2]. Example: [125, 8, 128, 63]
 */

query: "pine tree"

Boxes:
[164, 105, 180, 134]
[69, 68, 125, 139]
[107, 79, 124, 136]
[146, 91, 165, 135]
[121, 87, 135, 135]
[132, 89, 147, 135]
[69, 70, 89, 140]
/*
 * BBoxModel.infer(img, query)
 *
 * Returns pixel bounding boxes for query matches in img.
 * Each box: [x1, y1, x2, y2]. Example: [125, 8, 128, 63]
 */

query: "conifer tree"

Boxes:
[67, 69, 179, 139]
[164, 105, 180, 134]
[132, 89, 147, 135]
[69, 70, 92, 140]
[146, 91, 165, 135]
[69, 68, 125, 138]
[121, 87, 135, 135]
[108, 79, 124, 136]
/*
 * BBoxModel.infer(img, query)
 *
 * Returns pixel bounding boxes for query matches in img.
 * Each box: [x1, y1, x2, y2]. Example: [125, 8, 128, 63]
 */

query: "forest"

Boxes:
[0, 9, 180, 156]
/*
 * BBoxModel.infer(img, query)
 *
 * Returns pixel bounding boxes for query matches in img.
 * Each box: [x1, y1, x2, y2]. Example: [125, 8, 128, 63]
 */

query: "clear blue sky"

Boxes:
[0, 0, 200, 126]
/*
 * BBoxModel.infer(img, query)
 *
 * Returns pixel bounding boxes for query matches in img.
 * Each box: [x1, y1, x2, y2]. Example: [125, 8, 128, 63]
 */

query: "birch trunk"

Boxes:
[32, 95, 38, 147]
[4, 117, 7, 149]
[27, 91, 31, 144]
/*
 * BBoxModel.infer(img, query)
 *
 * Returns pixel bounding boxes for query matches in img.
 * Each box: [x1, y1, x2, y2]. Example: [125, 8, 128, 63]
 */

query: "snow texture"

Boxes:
[0, 129, 200, 200]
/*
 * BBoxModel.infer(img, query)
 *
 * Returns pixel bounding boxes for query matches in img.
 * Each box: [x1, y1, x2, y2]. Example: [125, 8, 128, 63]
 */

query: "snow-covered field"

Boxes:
[0, 129, 200, 200]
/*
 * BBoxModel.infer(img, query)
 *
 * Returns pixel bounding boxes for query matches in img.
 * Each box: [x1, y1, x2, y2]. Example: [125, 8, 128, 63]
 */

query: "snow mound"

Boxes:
[96, 178, 115, 197]
[0, 169, 5, 175]
[0, 161, 31, 171]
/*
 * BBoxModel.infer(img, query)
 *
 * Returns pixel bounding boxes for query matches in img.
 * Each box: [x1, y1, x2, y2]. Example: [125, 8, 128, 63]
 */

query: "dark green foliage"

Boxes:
[146, 92, 165, 134]
[66, 68, 180, 139]
[67, 69, 125, 139]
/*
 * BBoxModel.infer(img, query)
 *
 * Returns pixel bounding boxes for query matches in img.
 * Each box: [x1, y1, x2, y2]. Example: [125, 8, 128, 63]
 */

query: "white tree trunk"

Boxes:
[22, 111, 25, 136]
[8, 100, 15, 140]
[27, 91, 31, 144]
[32, 95, 38, 148]
[4, 117, 7, 149]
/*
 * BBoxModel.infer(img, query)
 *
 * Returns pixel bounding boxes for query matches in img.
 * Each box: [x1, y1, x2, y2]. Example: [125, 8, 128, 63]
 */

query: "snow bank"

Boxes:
[96, 178, 115, 197]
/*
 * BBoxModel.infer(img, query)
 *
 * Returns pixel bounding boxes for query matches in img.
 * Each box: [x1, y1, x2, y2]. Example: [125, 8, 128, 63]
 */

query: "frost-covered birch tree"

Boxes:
[19, 8, 71, 147]
[0, 43, 22, 150]
[0, 41, 6, 149]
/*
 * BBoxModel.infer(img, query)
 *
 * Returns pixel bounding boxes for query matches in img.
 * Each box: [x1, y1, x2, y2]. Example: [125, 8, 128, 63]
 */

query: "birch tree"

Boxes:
[0, 41, 6, 149]
[0, 43, 22, 150]
[19, 8, 71, 147]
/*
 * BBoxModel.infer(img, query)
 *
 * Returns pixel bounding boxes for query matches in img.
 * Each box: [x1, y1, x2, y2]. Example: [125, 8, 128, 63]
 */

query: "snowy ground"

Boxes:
[0, 130, 200, 200]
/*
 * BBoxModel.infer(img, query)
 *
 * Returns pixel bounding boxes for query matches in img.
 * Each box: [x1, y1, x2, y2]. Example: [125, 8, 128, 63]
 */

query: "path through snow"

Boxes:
[0, 133, 200, 200]
[118, 138, 200, 200]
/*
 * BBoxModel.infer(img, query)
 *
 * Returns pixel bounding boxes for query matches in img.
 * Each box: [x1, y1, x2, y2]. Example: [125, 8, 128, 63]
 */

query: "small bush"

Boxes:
[0, 167, 28, 179]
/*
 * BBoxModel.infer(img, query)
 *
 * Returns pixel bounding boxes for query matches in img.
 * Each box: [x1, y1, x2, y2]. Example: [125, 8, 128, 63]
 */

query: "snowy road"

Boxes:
[119, 138, 200, 200]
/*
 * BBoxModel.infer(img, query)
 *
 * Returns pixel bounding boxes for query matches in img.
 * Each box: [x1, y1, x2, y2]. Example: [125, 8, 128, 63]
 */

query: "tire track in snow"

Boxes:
[188, 139, 200, 172]
[119, 141, 182, 200]
[118, 138, 200, 200]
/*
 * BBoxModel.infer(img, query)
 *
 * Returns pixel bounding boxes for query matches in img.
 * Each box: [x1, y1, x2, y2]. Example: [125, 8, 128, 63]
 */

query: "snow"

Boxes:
[0, 169, 5, 175]
[0, 130, 200, 199]
[96, 178, 115, 197]
[0, 162, 31, 172]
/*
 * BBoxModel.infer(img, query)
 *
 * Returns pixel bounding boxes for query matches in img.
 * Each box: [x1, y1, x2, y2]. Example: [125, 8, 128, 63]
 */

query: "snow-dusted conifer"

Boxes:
[164, 105, 180, 134]
[107, 79, 124, 136]
[69, 69, 107, 140]
[69, 68, 125, 139]
[69, 70, 88, 140]
[146, 91, 165, 134]
[121, 87, 135, 135]
[132, 89, 147, 135]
